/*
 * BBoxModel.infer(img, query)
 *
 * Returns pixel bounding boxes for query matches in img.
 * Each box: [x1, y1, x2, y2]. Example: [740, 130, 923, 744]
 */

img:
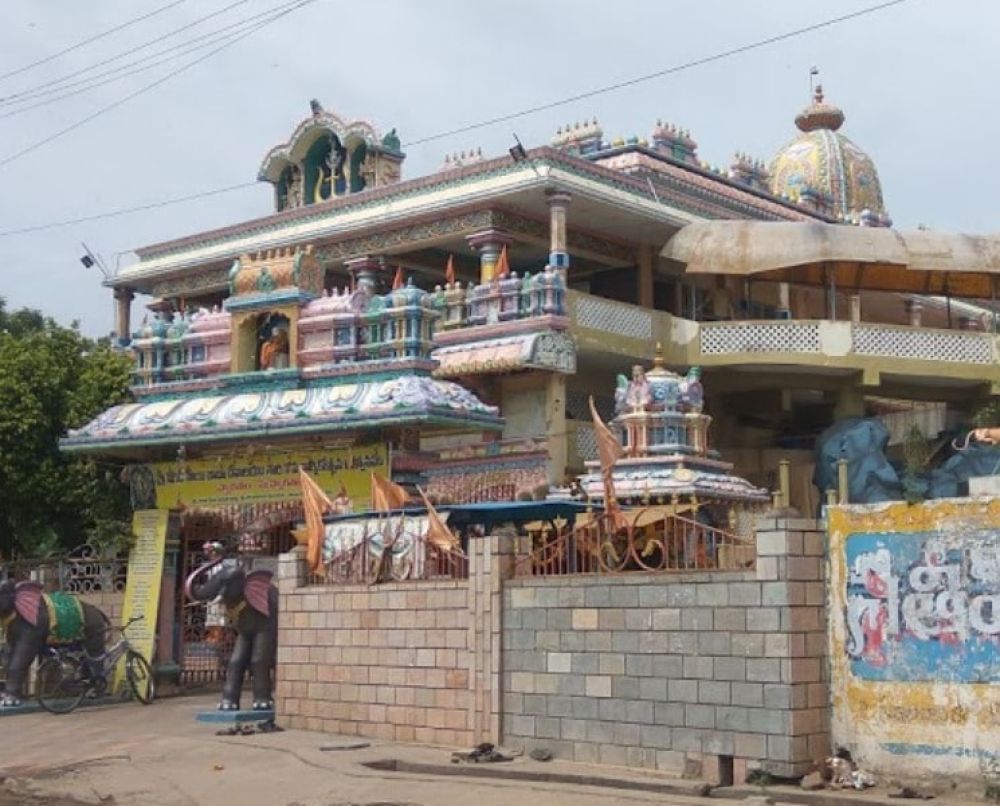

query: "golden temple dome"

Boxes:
[769, 85, 889, 225]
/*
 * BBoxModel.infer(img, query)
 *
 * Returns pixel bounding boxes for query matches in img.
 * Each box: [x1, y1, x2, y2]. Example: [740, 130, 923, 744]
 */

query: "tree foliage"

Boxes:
[0, 298, 133, 558]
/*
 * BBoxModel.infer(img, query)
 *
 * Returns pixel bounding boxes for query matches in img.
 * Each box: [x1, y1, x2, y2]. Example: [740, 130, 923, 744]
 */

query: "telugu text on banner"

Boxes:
[151, 443, 388, 510]
[114, 509, 169, 689]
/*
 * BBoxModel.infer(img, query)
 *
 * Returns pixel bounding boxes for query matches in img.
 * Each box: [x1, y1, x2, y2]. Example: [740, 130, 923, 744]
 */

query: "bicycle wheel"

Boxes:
[36, 655, 87, 714]
[124, 650, 156, 705]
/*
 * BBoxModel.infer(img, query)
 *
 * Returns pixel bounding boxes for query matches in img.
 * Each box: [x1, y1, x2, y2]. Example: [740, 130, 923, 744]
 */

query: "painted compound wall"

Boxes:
[828, 498, 1000, 782]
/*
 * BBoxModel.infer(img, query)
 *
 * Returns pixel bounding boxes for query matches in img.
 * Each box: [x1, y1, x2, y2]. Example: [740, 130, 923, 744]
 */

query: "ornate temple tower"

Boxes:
[769, 84, 890, 226]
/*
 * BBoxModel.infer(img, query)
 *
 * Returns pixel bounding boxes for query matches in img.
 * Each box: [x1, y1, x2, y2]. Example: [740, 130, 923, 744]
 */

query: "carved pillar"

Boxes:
[114, 287, 135, 345]
[466, 230, 513, 285]
[905, 299, 923, 327]
[546, 190, 572, 273]
[344, 255, 386, 295]
[637, 244, 654, 308]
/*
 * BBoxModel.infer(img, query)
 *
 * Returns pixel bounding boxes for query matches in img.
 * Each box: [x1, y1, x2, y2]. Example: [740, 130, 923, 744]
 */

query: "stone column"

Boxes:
[905, 299, 923, 327]
[637, 244, 655, 308]
[849, 294, 862, 323]
[467, 532, 516, 743]
[466, 229, 513, 285]
[113, 287, 135, 345]
[777, 283, 791, 319]
[546, 190, 572, 273]
[344, 255, 386, 295]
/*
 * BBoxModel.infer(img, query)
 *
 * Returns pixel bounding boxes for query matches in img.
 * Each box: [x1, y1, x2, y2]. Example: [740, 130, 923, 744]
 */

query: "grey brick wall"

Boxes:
[501, 518, 829, 780]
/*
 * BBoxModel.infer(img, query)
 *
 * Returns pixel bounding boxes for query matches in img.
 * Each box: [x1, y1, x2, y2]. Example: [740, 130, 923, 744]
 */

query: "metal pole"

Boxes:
[831, 267, 838, 321]
[992, 275, 997, 335]
[946, 274, 953, 330]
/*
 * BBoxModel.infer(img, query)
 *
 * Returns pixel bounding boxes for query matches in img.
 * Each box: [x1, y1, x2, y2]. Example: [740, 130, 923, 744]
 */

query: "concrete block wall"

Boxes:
[275, 539, 513, 746]
[502, 517, 829, 780]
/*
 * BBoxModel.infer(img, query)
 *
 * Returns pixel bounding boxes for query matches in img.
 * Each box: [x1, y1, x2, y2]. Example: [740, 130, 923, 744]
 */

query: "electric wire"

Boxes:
[0, 0, 188, 83]
[0, 0, 907, 237]
[402, 0, 907, 147]
[0, 1, 314, 120]
[0, 0, 317, 170]
[0, 183, 259, 238]
[0, 0, 303, 108]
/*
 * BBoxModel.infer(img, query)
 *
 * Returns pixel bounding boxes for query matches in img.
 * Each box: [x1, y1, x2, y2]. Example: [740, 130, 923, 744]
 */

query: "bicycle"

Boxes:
[35, 615, 156, 715]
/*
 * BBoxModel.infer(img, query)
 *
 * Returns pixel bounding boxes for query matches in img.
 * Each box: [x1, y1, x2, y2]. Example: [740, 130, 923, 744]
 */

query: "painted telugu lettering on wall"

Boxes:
[152, 443, 388, 509]
[845, 530, 1000, 682]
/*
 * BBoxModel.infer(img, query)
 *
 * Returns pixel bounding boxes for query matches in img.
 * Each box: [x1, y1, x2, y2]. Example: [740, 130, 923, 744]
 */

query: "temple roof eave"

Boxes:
[58, 376, 502, 456]
[114, 147, 827, 289]
[59, 409, 502, 455]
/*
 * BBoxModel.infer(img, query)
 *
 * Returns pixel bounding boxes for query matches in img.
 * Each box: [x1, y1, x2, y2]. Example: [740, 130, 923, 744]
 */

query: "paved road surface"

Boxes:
[0, 694, 740, 806]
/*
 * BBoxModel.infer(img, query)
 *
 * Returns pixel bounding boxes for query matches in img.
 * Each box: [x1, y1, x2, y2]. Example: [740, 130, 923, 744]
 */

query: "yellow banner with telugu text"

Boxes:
[113, 509, 169, 691]
[151, 443, 388, 511]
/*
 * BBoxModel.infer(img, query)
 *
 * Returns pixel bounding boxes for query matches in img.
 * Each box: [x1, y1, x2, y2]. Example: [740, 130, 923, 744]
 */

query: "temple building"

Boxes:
[62, 82, 1000, 681]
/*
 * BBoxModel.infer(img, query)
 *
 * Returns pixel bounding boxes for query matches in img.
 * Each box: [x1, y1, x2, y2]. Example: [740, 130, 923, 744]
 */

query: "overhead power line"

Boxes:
[0, 183, 259, 238]
[0, 0, 907, 239]
[402, 0, 908, 147]
[0, 1, 312, 120]
[0, 0, 317, 170]
[0, 0, 254, 105]
[0, 0, 188, 83]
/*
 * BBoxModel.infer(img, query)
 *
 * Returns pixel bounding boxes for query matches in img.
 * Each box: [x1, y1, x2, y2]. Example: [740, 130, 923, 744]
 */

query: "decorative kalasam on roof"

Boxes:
[258, 100, 404, 211]
[551, 118, 604, 156]
[579, 349, 768, 504]
[769, 84, 890, 225]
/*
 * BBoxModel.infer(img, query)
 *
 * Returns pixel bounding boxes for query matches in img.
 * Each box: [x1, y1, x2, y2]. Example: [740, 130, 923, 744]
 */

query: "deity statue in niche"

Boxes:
[625, 365, 652, 412]
[257, 313, 291, 370]
[359, 151, 377, 191]
[284, 164, 303, 210]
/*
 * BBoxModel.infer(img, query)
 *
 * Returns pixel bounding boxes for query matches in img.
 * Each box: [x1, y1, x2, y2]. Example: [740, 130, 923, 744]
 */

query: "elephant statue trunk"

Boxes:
[184, 557, 224, 604]
[182, 556, 278, 712]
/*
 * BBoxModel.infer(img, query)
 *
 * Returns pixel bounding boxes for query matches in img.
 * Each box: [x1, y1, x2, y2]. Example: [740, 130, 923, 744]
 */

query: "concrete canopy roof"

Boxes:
[662, 221, 1000, 297]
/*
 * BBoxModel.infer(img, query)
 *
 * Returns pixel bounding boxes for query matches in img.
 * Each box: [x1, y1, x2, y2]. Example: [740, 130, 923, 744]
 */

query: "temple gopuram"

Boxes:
[62, 82, 1000, 687]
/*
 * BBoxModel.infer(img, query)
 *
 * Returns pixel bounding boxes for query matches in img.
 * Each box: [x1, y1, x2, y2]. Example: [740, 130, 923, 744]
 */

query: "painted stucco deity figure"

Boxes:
[260, 326, 289, 370]
[285, 165, 303, 209]
[332, 483, 353, 515]
[680, 367, 704, 413]
[625, 365, 652, 412]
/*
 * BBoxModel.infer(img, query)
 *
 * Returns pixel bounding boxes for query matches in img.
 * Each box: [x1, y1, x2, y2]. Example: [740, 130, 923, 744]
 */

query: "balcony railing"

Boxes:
[699, 319, 998, 365]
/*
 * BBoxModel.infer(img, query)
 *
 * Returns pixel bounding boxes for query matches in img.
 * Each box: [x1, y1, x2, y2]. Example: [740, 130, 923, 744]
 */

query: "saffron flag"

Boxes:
[370, 472, 411, 512]
[495, 244, 510, 279]
[589, 395, 622, 470]
[588, 396, 628, 529]
[445, 254, 456, 286]
[417, 486, 460, 554]
[392, 265, 405, 290]
[299, 467, 334, 573]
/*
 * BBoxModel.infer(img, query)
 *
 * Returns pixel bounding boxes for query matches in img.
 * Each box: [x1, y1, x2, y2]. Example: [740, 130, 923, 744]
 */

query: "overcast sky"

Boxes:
[0, 0, 996, 336]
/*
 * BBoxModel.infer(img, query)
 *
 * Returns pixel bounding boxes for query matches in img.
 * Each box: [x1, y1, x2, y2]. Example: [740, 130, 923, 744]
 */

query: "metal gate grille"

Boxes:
[176, 506, 300, 688]
[178, 512, 235, 687]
